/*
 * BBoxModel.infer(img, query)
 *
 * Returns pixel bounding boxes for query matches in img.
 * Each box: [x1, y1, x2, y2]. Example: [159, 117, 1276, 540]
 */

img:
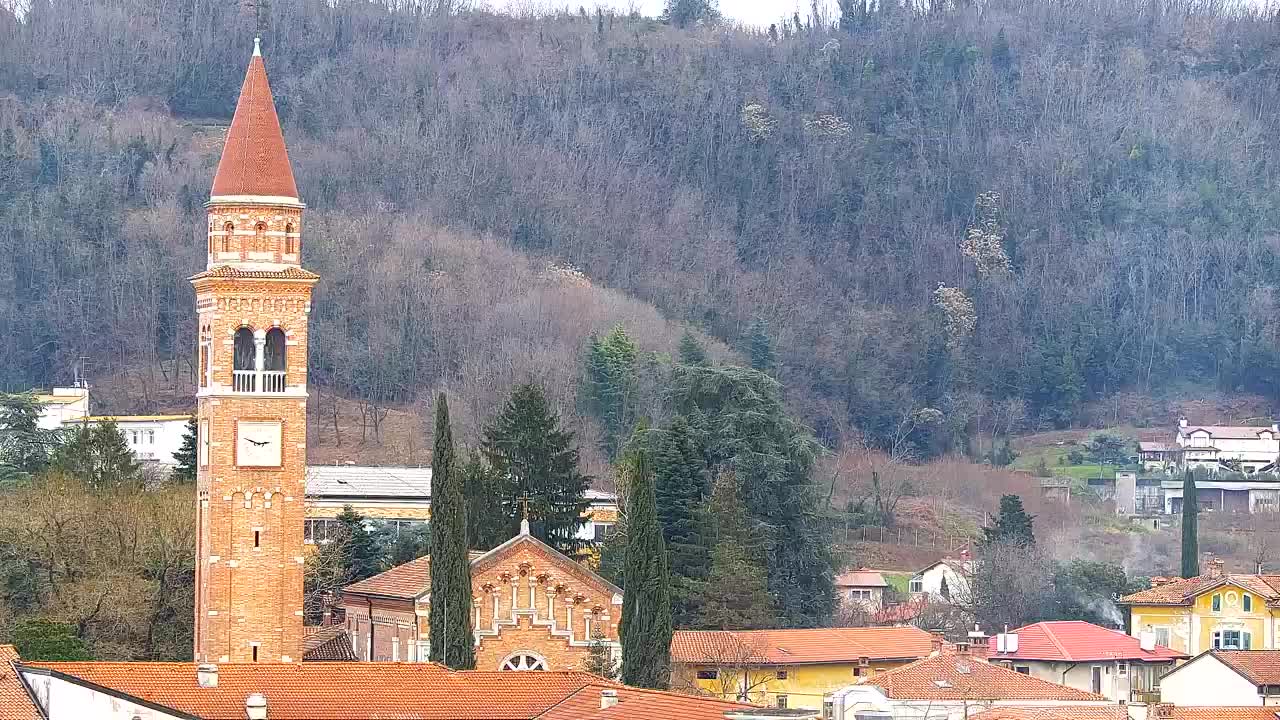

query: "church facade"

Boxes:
[339, 526, 622, 671]
[192, 39, 316, 664]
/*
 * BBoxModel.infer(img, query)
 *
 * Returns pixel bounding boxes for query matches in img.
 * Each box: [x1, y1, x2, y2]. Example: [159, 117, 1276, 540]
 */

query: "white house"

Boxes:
[1159, 650, 1280, 707]
[32, 386, 90, 430]
[1175, 420, 1280, 476]
[836, 568, 890, 613]
[910, 557, 972, 605]
[62, 415, 192, 466]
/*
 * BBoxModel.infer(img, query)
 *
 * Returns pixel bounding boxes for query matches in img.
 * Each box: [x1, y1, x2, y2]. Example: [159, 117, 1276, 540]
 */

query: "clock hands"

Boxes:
[246, 438, 271, 447]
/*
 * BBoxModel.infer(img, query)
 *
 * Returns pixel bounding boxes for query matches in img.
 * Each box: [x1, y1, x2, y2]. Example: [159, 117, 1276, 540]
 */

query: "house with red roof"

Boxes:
[824, 650, 1114, 720]
[985, 620, 1186, 704]
[1157, 649, 1280, 708]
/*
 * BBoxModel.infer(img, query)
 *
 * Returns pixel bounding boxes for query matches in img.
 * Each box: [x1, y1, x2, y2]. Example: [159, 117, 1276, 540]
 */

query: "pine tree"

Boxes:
[481, 383, 591, 556]
[981, 494, 1036, 547]
[677, 331, 709, 367]
[335, 505, 383, 582]
[171, 418, 198, 483]
[1181, 470, 1199, 578]
[991, 27, 1013, 73]
[653, 416, 710, 627]
[694, 472, 775, 629]
[52, 421, 141, 488]
[620, 433, 672, 689]
[429, 394, 475, 668]
[746, 318, 776, 374]
[0, 392, 54, 481]
[582, 325, 639, 460]
[463, 451, 509, 551]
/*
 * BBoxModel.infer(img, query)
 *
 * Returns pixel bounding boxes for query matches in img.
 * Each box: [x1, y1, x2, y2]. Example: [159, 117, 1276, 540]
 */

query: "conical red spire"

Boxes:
[210, 39, 299, 200]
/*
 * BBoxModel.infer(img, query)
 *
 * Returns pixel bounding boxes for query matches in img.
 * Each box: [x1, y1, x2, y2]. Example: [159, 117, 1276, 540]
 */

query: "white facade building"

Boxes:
[909, 558, 972, 605]
[33, 387, 90, 430]
[62, 415, 192, 466]
[1158, 650, 1280, 707]
[1175, 420, 1280, 475]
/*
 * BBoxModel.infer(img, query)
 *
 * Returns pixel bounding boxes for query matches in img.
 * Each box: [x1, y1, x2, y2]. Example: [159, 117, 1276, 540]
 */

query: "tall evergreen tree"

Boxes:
[620, 432, 672, 689]
[1181, 470, 1199, 578]
[171, 418, 198, 483]
[480, 383, 591, 556]
[462, 451, 509, 551]
[676, 331, 709, 367]
[0, 392, 54, 481]
[582, 325, 639, 460]
[429, 394, 475, 669]
[694, 472, 774, 629]
[672, 364, 834, 627]
[653, 416, 710, 627]
[51, 421, 141, 488]
[335, 505, 384, 582]
[746, 318, 776, 374]
[981, 494, 1036, 547]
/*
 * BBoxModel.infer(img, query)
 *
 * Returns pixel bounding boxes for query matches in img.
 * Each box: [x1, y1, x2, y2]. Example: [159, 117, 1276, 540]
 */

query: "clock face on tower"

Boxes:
[236, 420, 283, 468]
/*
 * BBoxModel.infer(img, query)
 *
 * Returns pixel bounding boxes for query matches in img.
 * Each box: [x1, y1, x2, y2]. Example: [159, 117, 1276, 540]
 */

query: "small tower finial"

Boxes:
[518, 493, 531, 535]
[253, 37, 262, 57]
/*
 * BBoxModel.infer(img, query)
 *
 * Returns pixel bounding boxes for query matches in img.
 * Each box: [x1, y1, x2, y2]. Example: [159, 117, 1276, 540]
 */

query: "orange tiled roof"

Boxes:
[1166, 709, 1280, 720]
[190, 265, 320, 281]
[210, 43, 299, 200]
[670, 626, 935, 666]
[835, 569, 888, 588]
[1209, 650, 1280, 685]
[343, 554, 433, 598]
[862, 653, 1106, 701]
[301, 625, 356, 662]
[1120, 573, 1280, 606]
[988, 620, 1186, 662]
[18, 661, 750, 720]
[0, 646, 39, 720]
[975, 707, 1130, 720]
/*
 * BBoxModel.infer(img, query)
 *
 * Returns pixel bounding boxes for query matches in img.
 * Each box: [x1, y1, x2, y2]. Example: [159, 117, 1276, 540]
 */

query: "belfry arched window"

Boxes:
[285, 223, 296, 255]
[263, 328, 287, 392]
[221, 222, 234, 253]
[233, 327, 256, 392]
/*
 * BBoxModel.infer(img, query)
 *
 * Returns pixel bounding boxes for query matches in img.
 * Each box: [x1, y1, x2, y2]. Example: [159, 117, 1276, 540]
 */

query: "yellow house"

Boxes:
[1119, 559, 1280, 655]
[669, 626, 937, 711]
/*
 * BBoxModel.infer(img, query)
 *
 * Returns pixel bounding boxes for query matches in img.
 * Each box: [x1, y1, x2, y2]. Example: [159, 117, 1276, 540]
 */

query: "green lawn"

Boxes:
[1013, 445, 1120, 480]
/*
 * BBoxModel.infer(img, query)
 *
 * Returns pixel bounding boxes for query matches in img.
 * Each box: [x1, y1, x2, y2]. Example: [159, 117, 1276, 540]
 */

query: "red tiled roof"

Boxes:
[1166, 709, 1280, 720]
[670, 626, 935, 666]
[1120, 574, 1280, 606]
[1209, 650, 1280, 685]
[975, 707, 1130, 720]
[862, 653, 1106, 701]
[343, 554, 432, 598]
[190, 265, 320, 281]
[987, 621, 1186, 662]
[538, 683, 752, 720]
[0, 646, 39, 720]
[301, 625, 356, 662]
[1182, 425, 1277, 439]
[835, 569, 888, 588]
[210, 43, 299, 200]
[18, 661, 747, 720]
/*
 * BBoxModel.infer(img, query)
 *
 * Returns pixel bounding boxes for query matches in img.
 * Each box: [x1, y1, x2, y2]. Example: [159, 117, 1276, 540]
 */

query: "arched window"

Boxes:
[285, 223, 296, 255]
[263, 328, 287, 392]
[499, 652, 547, 671]
[255, 222, 267, 253]
[233, 327, 256, 392]
[222, 222, 234, 253]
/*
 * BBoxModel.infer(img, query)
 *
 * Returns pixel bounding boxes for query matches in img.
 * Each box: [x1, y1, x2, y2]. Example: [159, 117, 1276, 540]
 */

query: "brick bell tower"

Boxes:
[192, 38, 316, 664]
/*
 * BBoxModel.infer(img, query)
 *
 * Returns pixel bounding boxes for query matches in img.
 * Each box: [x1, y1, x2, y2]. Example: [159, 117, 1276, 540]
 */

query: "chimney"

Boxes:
[1153, 703, 1175, 719]
[246, 693, 268, 720]
[967, 624, 989, 659]
[197, 663, 218, 688]
[1139, 631, 1156, 652]
[1207, 557, 1225, 579]
[1179, 418, 1189, 429]
[930, 634, 945, 656]
[600, 689, 619, 709]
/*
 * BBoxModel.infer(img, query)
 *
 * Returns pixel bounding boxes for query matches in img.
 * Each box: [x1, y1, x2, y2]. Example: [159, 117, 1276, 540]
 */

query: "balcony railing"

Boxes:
[232, 370, 286, 393]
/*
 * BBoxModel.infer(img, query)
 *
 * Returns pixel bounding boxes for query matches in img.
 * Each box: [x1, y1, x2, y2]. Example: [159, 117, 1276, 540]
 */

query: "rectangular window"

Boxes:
[1118, 662, 1128, 677]
[1015, 666, 1030, 675]
[695, 669, 718, 680]
[1154, 628, 1170, 647]
[1212, 594, 1222, 612]
[776, 695, 788, 709]
[776, 670, 788, 680]
[592, 523, 615, 542]
[1245, 595, 1254, 612]
[251, 645, 258, 662]
[852, 667, 863, 677]
[254, 530, 260, 548]
[1215, 630, 1250, 650]
[849, 589, 873, 602]
[909, 578, 923, 593]
[199, 419, 210, 467]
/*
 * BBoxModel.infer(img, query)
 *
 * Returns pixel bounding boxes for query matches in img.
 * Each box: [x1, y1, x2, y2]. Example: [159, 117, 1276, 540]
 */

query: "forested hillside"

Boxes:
[2, 0, 1280, 458]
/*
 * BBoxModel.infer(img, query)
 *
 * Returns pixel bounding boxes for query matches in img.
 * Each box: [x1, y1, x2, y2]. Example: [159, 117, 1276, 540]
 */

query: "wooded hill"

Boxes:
[2, 0, 1279, 459]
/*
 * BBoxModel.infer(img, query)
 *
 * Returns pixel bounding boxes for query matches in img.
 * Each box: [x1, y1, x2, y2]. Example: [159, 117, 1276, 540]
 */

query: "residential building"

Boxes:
[1139, 442, 1181, 474]
[63, 414, 191, 466]
[1151, 706, 1280, 720]
[338, 517, 622, 670]
[669, 626, 936, 710]
[1162, 476, 1280, 515]
[835, 569, 890, 613]
[303, 464, 618, 546]
[14, 658, 753, 720]
[1176, 420, 1280, 476]
[1120, 560, 1280, 655]
[972, 708, 1130, 720]
[985, 620, 1186, 703]
[824, 651, 1112, 720]
[1158, 650, 1280, 707]
[32, 386, 89, 430]
[909, 557, 972, 605]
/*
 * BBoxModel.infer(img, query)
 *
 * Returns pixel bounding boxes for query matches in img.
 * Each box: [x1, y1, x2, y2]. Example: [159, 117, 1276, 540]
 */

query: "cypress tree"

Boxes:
[653, 416, 710, 627]
[620, 432, 672, 689]
[481, 383, 591, 556]
[429, 394, 475, 668]
[172, 418, 198, 483]
[1181, 470, 1199, 578]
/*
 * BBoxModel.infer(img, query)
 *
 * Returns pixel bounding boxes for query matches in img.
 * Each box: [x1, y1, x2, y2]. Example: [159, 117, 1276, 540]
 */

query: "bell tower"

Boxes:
[192, 38, 316, 663]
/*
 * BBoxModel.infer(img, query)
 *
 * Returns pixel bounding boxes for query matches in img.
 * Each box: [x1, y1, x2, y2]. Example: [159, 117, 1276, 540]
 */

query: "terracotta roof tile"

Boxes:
[975, 707, 1130, 720]
[670, 626, 935, 666]
[1167, 709, 1280, 720]
[987, 621, 1186, 662]
[1210, 650, 1280, 685]
[538, 683, 752, 720]
[835, 569, 888, 588]
[301, 625, 357, 662]
[210, 45, 299, 200]
[1119, 573, 1280, 606]
[342, 554, 432, 598]
[862, 653, 1106, 701]
[190, 265, 319, 281]
[0, 646, 39, 720]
